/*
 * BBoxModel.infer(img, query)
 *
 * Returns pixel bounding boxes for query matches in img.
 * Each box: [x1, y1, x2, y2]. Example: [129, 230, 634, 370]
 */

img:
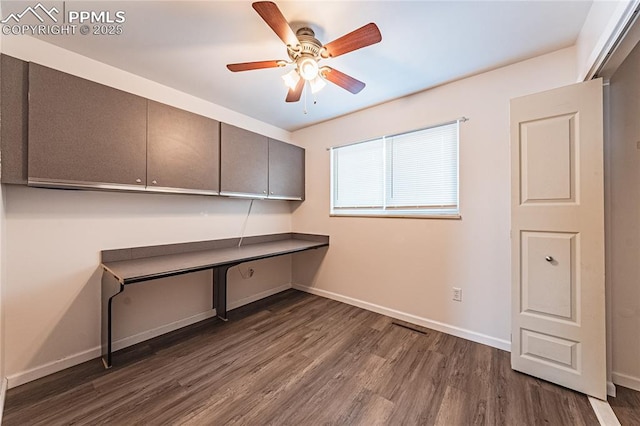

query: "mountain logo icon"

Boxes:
[1, 3, 59, 24]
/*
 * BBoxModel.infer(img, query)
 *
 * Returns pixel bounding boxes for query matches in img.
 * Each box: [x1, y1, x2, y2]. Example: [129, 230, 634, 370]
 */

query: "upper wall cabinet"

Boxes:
[7, 56, 303, 201]
[220, 123, 269, 198]
[268, 138, 305, 200]
[0, 55, 29, 184]
[28, 63, 147, 190]
[147, 101, 220, 195]
[220, 123, 305, 200]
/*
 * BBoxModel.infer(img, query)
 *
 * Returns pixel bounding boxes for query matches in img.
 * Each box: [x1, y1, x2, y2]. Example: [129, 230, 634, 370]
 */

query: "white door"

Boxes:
[510, 78, 606, 400]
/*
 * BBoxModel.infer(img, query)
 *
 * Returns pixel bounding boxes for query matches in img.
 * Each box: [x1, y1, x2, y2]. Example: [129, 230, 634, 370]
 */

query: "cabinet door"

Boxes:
[147, 101, 219, 194]
[268, 139, 305, 200]
[0, 55, 28, 184]
[28, 63, 147, 190]
[220, 123, 268, 198]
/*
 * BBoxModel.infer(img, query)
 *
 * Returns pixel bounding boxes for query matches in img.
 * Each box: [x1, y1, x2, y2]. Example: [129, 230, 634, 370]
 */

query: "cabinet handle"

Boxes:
[136, 178, 142, 183]
[545, 256, 554, 262]
[152, 180, 157, 185]
[263, 190, 267, 194]
[270, 191, 274, 194]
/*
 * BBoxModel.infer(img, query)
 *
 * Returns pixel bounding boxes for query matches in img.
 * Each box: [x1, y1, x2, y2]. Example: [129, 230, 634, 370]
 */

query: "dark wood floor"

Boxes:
[610, 385, 640, 426]
[4, 289, 601, 425]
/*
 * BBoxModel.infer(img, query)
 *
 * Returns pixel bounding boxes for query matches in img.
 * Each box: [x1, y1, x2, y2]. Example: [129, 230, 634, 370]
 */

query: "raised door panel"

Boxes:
[28, 63, 147, 189]
[268, 139, 305, 200]
[521, 231, 577, 321]
[520, 114, 576, 204]
[1, 54, 29, 184]
[220, 123, 268, 198]
[147, 101, 219, 194]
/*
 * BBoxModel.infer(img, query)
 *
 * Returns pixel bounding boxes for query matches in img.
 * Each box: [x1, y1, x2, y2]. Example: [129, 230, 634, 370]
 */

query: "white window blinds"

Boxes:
[331, 120, 460, 217]
[332, 139, 384, 208]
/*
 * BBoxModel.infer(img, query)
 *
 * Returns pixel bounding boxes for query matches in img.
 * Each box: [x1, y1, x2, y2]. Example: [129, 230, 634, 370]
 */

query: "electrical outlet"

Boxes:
[452, 287, 462, 302]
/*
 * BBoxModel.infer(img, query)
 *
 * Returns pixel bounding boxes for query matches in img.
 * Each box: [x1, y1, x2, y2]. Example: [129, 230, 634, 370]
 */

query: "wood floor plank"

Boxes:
[609, 386, 640, 426]
[336, 389, 395, 426]
[3, 289, 604, 425]
[385, 372, 445, 424]
[434, 385, 477, 426]
[1, 383, 100, 425]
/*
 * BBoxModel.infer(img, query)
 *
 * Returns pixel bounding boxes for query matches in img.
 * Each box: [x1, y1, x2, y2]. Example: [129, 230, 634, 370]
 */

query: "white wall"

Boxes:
[291, 47, 577, 350]
[607, 40, 640, 392]
[1, 37, 291, 142]
[0, 37, 295, 387]
[4, 187, 292, 386]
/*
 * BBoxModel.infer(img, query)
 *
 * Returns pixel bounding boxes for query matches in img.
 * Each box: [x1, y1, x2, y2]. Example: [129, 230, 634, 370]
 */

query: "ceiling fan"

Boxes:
[226, 1, 382, 103]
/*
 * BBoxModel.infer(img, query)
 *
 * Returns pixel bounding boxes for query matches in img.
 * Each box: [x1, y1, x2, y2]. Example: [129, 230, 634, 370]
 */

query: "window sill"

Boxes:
[330, 213, 462, 220]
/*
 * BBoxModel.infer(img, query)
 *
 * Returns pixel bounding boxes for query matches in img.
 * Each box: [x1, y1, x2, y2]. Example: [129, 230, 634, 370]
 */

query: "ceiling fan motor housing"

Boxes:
[289, 27, 323, 61]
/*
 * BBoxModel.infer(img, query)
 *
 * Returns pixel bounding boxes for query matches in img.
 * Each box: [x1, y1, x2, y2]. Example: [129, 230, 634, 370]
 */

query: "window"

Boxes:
[330, 120, 460, 217]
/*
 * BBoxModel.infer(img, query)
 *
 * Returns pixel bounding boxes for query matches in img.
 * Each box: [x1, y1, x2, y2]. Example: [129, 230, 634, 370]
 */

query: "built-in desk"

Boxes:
[100, 233, 329, 368]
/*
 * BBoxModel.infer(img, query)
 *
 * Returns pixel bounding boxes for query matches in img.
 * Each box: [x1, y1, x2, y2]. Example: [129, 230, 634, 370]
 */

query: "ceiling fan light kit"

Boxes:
[226, 1, 382, 104]
[297, 56, 319, 81]
[282, 68, 300, 90]
[310, 75, 326, 94]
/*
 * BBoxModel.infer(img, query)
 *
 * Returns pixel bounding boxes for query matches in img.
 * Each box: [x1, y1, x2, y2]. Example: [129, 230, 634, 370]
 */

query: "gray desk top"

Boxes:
[102, 234, 329, 284]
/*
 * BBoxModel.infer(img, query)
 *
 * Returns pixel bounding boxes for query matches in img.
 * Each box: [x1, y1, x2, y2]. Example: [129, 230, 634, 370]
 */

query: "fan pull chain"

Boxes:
[303, 82, 308, 114]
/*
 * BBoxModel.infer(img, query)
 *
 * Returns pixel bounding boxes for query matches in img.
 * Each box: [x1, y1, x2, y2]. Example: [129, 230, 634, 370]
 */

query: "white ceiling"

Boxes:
[16, 1, 593, 131]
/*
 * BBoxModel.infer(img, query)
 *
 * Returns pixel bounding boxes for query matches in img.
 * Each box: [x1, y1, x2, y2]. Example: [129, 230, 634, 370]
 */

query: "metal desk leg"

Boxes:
[213, 265, 235, 321]
[101, 271, 124, 369]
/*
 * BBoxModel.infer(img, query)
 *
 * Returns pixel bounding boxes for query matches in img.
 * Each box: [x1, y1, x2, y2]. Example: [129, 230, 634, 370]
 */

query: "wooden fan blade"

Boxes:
[252, 2, 299, 47]
[285, 78, 305, 102]
[227, 61, 283, 72]
[321, 67, 365, 94]
[323, 23, 382, 58]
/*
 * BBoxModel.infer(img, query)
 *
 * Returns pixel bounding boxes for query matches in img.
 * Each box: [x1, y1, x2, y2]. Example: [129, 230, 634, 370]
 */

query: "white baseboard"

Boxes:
[6, 284, 294, 389]
[293, 284, 511, 352]
[8, 346, 102, 389]
[612, 371, 640, 392]
[227, 284, 292, 311]
[7, 309, 217, 389]
[607, 381, 616, 397]
[589, 397, 621, 426]
[0, 377, 8, 424]
[111, 309, 217, 352]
